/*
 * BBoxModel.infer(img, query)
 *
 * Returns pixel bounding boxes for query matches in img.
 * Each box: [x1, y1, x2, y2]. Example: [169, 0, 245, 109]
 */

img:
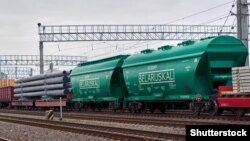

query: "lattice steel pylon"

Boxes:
[38, 24, 238, 42]
[38, 23, 247, 74]
[0, 55, 86, 66]
[0, 67, 33, 79]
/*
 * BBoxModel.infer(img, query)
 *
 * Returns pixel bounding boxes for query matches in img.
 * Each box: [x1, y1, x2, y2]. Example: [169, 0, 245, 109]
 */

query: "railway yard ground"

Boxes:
[0, 109, 249, 141]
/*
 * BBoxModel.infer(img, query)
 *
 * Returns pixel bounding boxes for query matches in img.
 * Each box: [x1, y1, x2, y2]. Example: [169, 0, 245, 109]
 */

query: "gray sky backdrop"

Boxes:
[0, 0, 238, 61]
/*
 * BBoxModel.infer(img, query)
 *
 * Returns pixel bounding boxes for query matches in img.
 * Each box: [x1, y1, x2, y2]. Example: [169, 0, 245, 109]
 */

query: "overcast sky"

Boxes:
[0, 0, 237, 60]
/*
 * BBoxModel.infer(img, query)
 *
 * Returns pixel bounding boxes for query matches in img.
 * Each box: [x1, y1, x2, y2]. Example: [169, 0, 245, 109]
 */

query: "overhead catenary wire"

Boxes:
[176, 14, 229, 38]
[231, 17, 237, 30]
[48, 1, 235, 56]
[219, 0, 236, 34]
[46, 40, 144, 55]
[87, 41, 148, 59]
[90, 17, 237, 59]
[118, 1, 236, 52]
[180, 0, 236, 38]
[166, 1, 233, 24]
[199, 14, 229, 25]
[47, 1, 237, 60]
[88, 40, 167, 59]
[92, 17, 235, 59]
[48, 1, 235, 55]
[47, 42, 104, 55]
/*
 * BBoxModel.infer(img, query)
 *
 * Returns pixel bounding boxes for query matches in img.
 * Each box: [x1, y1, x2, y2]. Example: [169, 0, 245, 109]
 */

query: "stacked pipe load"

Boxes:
[232, 66, 250, 93]
[14, 70, 71, 98]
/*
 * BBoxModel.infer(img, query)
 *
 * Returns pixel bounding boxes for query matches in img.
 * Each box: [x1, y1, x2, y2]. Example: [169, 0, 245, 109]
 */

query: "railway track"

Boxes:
[3, 108, 250, 120]
[0, 109, 248, 127]
[65, 110, 250, 121]
[2, 109, 250, 120]
[71, 109, 250, 121]
[0, 115, 185, 141]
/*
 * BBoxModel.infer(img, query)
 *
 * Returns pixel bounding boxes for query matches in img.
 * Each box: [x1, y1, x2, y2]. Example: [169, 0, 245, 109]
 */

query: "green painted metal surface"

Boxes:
[70, 55, 128, 102]
[122, 36, 248, 101]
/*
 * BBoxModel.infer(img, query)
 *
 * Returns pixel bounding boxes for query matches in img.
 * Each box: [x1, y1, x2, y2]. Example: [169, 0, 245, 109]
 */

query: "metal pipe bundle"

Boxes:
[15, 70, 70, 83]
[14, 89, 69, 97]
[14, 70, 71, 98]
[14, 76, 70, 88]
[14, 83, 70, 94]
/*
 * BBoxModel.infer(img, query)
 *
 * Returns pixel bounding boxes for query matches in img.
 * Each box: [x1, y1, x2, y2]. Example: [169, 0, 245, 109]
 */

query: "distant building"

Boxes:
[0, 72, 8, 79]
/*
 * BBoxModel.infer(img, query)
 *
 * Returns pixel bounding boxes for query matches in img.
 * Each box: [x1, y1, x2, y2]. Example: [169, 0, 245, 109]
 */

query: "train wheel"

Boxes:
[159, 104, 166, 114]
[74, 103, 80, 110]
[120, 109, 125, 113]
[209, 100, 219, 116]
[131, 106, 136, 113]
[128, 102, 136, 113]
[97, 104, 101, 112]
[141, 104, 148, 114]
[79, 103, 83, 111]
[91, 103, 96, 111]
[150, 106, 155, 114]
[128, 108, 132, 113]
[232, 109, 245, 117]
[193, 107, 201, 116]
[192, 103, 201, 116]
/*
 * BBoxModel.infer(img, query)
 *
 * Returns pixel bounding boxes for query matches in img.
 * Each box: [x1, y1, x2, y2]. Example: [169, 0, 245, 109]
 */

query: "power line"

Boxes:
[219, 0, 235, 34]
[47, 40, 145, 55]
[88, 41, 149, 59]
[106, 15, 232, 57]
[182, 1, 235, 36]
[199, 14, 229, 25]
[231, 17, 237, 30]
[166, 1, 233, 24]
[46, 42, 105, 55]
[47, 1, 236, 59]
[88, 40, 170, 60]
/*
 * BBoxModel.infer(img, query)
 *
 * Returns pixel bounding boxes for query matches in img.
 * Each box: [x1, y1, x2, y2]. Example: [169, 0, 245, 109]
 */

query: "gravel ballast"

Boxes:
[0, 121, 115, 141]
[0, 113, 185, 135]
[0, 112, 185, 140]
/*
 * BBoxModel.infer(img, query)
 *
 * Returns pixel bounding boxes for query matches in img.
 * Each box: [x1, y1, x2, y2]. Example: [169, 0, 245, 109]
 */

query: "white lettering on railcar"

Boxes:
[79, 78, 100, 89]
[138, 69, 175, 84]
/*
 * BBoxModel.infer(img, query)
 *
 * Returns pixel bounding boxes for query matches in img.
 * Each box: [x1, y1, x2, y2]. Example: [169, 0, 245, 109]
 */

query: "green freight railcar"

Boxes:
[122, 36, 248, 113]
[70, 55, 128, 110]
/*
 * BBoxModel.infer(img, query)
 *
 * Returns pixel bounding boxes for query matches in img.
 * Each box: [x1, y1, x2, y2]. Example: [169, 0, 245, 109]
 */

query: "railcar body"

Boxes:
[70, 55, 128, 110]
[0, 87, 14, 107]
[70, 36, 248, 113]
[122, 36, 247, 113]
